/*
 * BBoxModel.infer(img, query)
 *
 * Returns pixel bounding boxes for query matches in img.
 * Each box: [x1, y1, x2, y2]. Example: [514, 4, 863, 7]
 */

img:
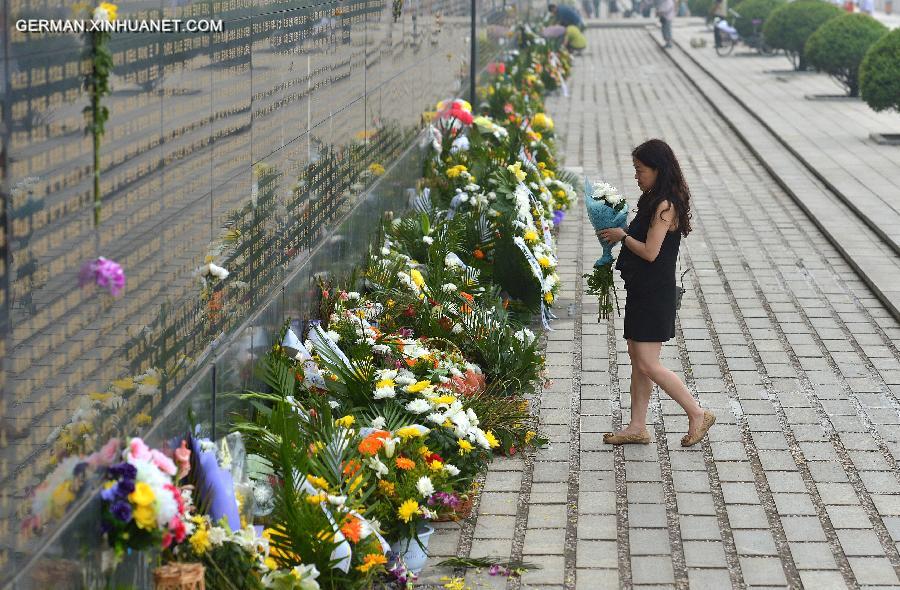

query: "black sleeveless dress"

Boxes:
[614, 204, 681, 342]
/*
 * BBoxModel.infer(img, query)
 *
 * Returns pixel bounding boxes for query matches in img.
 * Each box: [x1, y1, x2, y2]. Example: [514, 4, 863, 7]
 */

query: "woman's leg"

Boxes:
[631, 341, 705, 432]
[614, 340, 654, 435]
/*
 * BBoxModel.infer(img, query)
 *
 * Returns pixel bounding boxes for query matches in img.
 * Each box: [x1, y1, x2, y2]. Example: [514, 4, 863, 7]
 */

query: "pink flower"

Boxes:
[79, 257, 125, 297]
[174, 440, 191, 479]
[169, 516, 186, 543]
[150, 449, 177, 476]
[128, 438, 151, 462]
[88, 437, 121, 468]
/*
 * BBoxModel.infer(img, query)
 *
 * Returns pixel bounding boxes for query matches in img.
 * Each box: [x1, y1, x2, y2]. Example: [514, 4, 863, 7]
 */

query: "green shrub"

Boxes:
[860, 28, 900, 112]
[806, 14, 888, 97]
[763, 0, 843, 70]
[688, 0, 714, 17]
[731, 0, 785, 41]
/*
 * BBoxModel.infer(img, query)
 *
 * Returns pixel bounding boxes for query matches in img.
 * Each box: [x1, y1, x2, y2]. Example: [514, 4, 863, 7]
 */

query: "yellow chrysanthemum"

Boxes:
[457, 439, 474, 454]
[335, 415, 356, 428]
[376, 378, 395, 389]
[432, 395, 456, 405]
[396, 426, 425, 439]
[525, 431, 537, 444]
[485, 431, 500, 449]
[538, 256, 551, 268]
[98, 1, 118, 20]
[524, 230, 539, 244]
[189, 527, 212, 554]
[398, 499, 420, 523]
[533, 112, 554, 131]
[410, 269, 425, 288]
[349, 474, 364, 494]
[306, 493, 327, 504]
[406, 380, 431, 393]
[378, 480, 396, 496]
[429, 460, 444, 471]
[544, 292, 554, 304]
[128, 482, 155, 507]
[506, 162, 526, 183]
[306, 474, 329, 489]
[417, 445, 431, 457]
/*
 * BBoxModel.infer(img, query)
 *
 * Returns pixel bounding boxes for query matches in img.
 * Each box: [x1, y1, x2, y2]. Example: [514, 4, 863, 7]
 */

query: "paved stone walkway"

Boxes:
[666, 21, 900, 319]
[419, 27, 900, 589]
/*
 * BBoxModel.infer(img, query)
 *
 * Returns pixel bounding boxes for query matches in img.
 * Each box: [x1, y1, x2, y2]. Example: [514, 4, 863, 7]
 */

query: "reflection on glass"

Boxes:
[1, 0, 522, 583]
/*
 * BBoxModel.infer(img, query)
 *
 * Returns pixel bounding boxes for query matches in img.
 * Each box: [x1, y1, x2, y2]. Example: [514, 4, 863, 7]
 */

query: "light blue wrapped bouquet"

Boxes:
[584, 177, 629, 267]
[583, 177, 628, 319]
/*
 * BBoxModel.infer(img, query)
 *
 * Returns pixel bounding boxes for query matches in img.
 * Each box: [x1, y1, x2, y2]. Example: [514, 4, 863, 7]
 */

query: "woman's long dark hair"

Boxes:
[632, 139, 692, 238]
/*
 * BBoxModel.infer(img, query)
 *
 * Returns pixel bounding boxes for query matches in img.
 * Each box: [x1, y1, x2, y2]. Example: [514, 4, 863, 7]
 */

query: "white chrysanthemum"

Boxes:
[371, 416, 387, 430]
[395, 370, 416, 385]
[442, 283, 457, 293]
[416, 476, 435, 498]
[423, 236, 434, 245]
[444, 463, 461, 476]
[406, 399, 431, 414]
[450, 135, 470, 153]
[427, 412, 446, 425]
[473, 428, 491, 450]
[374, 384, 396, 399]
[325, 330, 340, 343]
[208, 526, 228, 546]
[327, 495, 347, 506]
[451, 324, 464, 334]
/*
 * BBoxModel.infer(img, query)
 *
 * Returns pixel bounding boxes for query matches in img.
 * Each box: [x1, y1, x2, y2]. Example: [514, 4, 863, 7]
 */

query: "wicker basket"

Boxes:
[153, 562, 206, 590]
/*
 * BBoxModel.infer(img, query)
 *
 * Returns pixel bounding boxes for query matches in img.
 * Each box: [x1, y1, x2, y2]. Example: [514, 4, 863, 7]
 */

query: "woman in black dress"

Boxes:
[598, 139, 715, 447]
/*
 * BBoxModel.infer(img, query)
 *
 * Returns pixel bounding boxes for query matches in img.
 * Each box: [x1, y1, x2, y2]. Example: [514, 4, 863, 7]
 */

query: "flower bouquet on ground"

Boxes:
[584, 178, 628, 320]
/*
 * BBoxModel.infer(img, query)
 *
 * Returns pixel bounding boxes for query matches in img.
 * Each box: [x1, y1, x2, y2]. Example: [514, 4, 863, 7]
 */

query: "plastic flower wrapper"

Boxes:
[583, 177, 628, 320]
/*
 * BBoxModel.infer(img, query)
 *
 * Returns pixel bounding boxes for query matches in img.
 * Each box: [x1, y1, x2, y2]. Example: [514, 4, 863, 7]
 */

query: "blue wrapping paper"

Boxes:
[191, 437, 241, 531]
[584, 177, 629, 267]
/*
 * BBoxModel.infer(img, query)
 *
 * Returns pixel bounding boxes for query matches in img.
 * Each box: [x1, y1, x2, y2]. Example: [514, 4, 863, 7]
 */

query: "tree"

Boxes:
[860, 28, 900, 112]
[806, 14, 888, 97]
[762, 0, 843, 71]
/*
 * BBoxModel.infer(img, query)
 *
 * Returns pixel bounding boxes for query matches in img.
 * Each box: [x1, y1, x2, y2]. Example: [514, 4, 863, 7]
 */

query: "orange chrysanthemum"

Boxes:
[342, 459, 361, 478]
[473, 249, 485, 259]
[358, 436, 384, 456]
[395, 456, 416, 470]
[341, 515, 362, 543]
[459, 292, 474, 303]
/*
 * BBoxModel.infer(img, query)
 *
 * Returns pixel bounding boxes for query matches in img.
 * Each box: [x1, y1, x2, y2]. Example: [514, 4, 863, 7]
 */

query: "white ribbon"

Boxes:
[513, 236, 545, 287]
[310, 324, 353, 369]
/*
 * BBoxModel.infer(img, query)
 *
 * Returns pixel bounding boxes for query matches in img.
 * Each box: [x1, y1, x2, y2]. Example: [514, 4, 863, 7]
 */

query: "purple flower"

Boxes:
[117, 478, 135, 497]
[100, 483, 118, 502]
[110, 500, 133, 522]
[80, 257, 125, 297]
[552, 210, 565, 226]
[108, 462, 136, 481]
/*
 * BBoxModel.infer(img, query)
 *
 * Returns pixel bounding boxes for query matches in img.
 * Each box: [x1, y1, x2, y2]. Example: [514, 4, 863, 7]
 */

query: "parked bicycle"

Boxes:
[714, 9, 775, 56]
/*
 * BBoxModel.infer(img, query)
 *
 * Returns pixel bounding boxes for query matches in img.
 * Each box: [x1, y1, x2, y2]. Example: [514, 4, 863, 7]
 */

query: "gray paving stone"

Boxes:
[849, 557, 900, 586]
[732, 529, 779, 556]
[631, 556, 676, 585]
[576, 540, 619, 568]
[738, 556, 789, 586]
[683, 540, 728, 567]
[522, 527, 566, 555]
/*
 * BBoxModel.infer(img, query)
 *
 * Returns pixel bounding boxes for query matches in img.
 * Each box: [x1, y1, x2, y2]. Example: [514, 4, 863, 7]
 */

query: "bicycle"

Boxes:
[713, 9, 775, 56]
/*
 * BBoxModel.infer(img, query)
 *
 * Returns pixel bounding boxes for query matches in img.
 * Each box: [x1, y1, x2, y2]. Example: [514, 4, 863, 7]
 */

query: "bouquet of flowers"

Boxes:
[99, 437, 191, 557]
[584, 178, 628, 320]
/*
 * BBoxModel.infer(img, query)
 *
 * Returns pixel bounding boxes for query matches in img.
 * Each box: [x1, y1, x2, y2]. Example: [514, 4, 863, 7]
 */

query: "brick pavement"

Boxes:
[666, 20, 900, 319]
[419, 27, 900, 589]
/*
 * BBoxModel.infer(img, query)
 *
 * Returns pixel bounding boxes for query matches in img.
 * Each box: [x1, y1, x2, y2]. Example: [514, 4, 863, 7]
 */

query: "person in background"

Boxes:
[564, 23, 588, 52]
[609, 0, 621, 17]
[593, 0, 602, 18]
[859, 0, 874, 13]
[655, 0, 676, 47]
[711, 0, 727, 46]
[549, 3, 586, 29]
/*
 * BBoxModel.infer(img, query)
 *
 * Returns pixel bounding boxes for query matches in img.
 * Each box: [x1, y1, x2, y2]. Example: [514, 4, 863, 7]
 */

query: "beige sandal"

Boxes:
[603, 430, 651, 445]
[681, 411, 716, 447]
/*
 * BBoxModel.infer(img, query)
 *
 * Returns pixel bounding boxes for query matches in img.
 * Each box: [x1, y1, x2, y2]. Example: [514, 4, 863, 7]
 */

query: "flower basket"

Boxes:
[153, 563, 206, 590]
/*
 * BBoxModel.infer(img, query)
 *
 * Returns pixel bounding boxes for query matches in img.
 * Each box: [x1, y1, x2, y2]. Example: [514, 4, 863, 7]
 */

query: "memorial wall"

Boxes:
[0, 0, 530, 584]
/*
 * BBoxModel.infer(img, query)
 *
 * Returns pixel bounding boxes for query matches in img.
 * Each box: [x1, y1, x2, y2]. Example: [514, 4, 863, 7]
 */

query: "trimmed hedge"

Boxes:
[806, 14, 888, 97]
[860, 28, 900, 112]
[731, 0, 785, 41]
[763, 0, 843, 70]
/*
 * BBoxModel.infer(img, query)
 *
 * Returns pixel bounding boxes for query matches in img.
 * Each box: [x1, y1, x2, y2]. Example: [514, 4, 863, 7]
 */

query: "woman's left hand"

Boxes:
[598, 227, 626, 243]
